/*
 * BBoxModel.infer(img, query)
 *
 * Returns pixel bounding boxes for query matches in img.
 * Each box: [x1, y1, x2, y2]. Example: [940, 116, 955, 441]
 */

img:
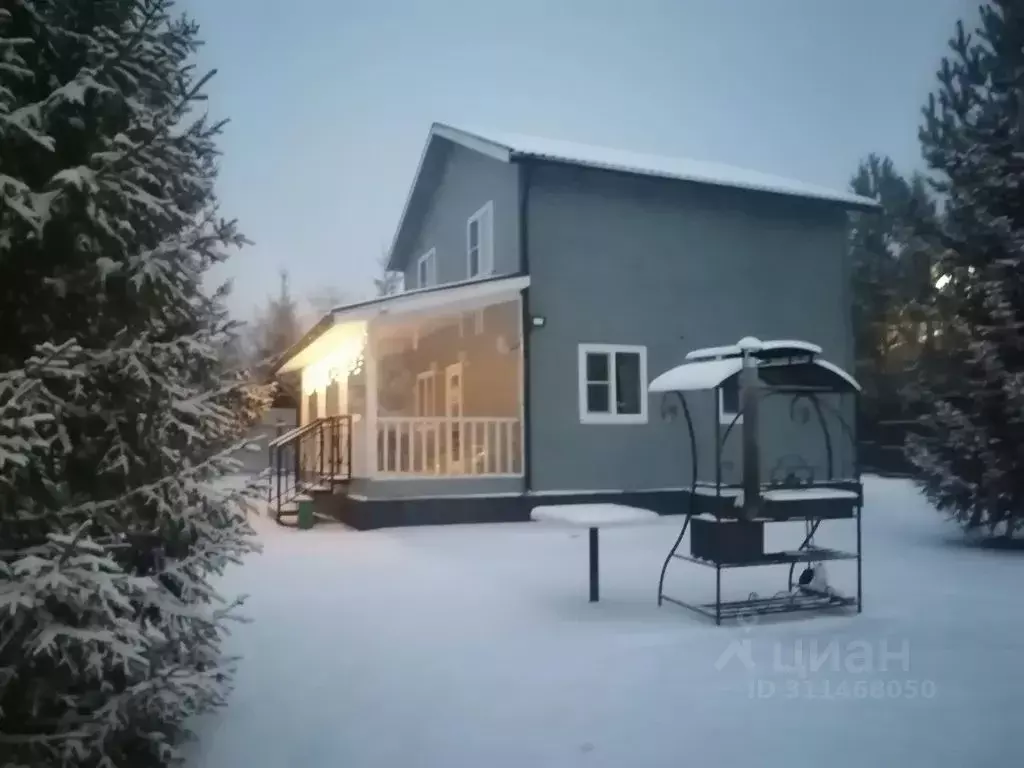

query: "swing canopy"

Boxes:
[648, 337, 861, 395]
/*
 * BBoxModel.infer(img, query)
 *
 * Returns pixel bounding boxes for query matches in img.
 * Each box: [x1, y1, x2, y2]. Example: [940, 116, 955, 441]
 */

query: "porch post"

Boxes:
[517, 291, 528, 483]
[364, 326, 378, 477]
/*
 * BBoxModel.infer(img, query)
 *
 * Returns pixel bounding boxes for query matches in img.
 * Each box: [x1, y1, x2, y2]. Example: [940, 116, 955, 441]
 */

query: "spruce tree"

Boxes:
[374, 249, 403, 297]
[0, 1, 266, 764]
[253, 270, 301, 364]
[848, 154, 937, 424]
[906, 0, 1024, 539]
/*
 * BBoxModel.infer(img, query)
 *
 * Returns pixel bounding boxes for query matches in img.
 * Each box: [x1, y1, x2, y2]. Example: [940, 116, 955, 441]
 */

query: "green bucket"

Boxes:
[297, 498, 315, 530]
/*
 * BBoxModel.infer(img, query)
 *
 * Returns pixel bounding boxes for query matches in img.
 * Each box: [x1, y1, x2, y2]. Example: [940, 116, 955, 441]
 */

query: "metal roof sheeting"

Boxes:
[438, 124, 880, 210]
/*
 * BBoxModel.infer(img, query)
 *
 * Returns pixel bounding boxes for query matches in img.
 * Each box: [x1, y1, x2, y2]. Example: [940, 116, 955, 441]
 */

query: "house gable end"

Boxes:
[386, 137, 452, 274]
[386, 124, 514, 275]
[387, 129, 520, 289]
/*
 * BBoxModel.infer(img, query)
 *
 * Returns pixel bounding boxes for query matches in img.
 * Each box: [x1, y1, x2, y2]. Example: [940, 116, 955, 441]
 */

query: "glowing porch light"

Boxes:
[301, 327, 368, 394]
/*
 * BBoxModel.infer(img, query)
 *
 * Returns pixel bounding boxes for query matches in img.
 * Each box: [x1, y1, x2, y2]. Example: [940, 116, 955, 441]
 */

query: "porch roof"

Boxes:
[272, 273, 530, 375]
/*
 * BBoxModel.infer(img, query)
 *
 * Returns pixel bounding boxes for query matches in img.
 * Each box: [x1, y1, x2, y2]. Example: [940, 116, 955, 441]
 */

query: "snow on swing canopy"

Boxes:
[684, 338, 823, 362]
[648, 337, 862, 394]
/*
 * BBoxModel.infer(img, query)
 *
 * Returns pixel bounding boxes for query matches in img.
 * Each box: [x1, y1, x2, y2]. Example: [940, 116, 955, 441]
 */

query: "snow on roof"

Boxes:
[436, 124, 879, 210]
[648, 357, 743, 393]
[685, 338, 823, 362]
[274, 274, 530, 374]
[810, 358, 862, 393]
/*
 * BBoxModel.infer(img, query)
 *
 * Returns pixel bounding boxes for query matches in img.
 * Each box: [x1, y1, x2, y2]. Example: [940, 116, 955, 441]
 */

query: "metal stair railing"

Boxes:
[267, 415, 352, 520]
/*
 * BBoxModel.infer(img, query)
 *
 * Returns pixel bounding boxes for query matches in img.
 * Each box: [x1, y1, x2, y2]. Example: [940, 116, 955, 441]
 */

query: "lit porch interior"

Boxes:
[275, 275, 528, 480]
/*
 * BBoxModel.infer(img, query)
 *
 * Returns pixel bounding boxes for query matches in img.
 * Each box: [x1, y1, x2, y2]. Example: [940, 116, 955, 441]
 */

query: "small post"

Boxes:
[275, 446, 282, 517]
[331, 417, 339, 478]
[739, 337, 762, 521]
[856, 504, 863, 613]
[589, 527, 600, 603]
[715, 565, 722, 626]
[319, 422, 325, 479]
[345, 416, 353, 477]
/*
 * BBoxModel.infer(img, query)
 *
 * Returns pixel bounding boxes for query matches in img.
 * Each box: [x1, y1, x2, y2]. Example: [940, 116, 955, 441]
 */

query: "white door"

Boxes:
[414, 371, 437, 472]
[445, 363, 464, 474]
[325, 381, 340, 416]
[415, 371, 436, 416]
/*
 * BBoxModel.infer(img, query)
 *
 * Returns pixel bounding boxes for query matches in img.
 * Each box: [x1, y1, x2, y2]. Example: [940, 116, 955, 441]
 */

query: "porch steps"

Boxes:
[273, 490, 349, 528]
[275, 501, 300, 528]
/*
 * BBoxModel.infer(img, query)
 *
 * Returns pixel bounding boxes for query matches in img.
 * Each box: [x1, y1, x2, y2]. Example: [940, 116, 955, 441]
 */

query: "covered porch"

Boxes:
[276, 275, 528, 484]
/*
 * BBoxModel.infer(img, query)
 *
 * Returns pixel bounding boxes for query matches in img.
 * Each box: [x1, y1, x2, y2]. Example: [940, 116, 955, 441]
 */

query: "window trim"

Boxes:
[577, 343, 648, 425]
[466, 201, 494, 279]
[416, 248, 436, 288]
[718, 383, 744, 426]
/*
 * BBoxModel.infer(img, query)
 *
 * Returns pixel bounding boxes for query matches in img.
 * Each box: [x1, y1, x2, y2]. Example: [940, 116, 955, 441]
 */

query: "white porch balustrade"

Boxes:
[376, 416, 521, 477]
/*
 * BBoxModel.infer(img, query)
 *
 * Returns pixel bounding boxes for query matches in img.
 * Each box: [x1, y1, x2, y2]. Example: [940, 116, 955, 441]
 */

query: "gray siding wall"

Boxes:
[526, 162, 855, 493]
[396, 142, 521, 289]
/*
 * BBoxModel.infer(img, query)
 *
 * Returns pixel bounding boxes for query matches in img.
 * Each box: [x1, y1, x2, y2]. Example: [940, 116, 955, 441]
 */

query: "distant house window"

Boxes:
[467, 201, 494, 278]
[719, 376, 743, 425]
[417, 248, 436, 288]
[578, 344, 648, 424]
[459, 310, 484, 337]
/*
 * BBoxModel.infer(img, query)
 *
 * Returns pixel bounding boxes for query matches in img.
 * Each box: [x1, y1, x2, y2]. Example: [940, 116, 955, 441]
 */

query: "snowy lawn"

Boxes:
[188, 477, 1023, 767]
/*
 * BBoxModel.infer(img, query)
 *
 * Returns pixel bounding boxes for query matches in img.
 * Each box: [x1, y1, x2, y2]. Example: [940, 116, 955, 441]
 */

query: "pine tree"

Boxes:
[849, 155, 938, 414]
[0, 1, 266, 764]
[906, 0, 1024, 539]
[374, 248, 403, 297]
[252, 270, 300, 364]
[244, 270, 301, 406]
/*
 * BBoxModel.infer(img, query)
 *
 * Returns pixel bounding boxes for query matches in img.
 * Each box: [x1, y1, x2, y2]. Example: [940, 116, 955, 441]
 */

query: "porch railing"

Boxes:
[267, 415, 352, 519]
[377, 417, 521, 476]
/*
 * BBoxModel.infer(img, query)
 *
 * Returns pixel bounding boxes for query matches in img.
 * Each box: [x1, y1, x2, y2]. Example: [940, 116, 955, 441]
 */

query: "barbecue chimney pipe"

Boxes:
[739, 339, 762, 521]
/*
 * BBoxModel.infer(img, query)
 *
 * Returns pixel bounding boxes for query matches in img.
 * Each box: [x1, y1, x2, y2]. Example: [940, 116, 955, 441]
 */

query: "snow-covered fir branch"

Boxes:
[1, 1, 268, 765]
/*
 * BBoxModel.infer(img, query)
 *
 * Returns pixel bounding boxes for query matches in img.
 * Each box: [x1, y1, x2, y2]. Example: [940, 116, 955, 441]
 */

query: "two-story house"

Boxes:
[269, 123, 877, 529]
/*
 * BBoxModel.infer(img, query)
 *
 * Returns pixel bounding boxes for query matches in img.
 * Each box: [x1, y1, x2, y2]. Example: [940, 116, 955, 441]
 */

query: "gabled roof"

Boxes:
[386, 122, 878, 269]
[440, 124, 879, 209]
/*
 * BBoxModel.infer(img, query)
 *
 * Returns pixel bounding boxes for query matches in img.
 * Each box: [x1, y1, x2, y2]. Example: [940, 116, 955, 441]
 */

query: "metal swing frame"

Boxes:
[653, 345, 863, 625]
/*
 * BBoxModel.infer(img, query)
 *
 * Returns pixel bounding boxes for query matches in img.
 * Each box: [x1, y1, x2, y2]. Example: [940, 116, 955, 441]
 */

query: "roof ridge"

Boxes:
[437, 124, 879, 210]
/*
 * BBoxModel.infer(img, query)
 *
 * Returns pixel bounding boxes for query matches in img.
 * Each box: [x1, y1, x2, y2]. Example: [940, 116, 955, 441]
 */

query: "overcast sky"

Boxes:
[186, 0, 975, 321]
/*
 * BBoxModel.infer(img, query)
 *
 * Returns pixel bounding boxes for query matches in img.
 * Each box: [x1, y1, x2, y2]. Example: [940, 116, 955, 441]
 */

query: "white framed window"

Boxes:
[467, 201, 494, 279]
[416, 248, 436, 288]
[718, 377, 743, 425]
[578, 344, 648, 424]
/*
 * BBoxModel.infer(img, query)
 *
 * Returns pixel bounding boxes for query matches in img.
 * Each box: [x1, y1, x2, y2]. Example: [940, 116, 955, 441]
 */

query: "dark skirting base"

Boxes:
[322, 489, 692, 530]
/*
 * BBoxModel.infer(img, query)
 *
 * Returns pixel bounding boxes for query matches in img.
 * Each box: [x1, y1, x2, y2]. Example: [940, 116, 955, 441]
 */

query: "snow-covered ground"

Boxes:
[188, 477, 1023, 767]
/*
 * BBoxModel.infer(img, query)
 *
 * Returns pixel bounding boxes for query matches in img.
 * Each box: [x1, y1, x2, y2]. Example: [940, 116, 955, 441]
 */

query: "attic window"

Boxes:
[417, 248, 436, 288]
[719, 376, 743, 425]
[467, 202, 494, 278]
